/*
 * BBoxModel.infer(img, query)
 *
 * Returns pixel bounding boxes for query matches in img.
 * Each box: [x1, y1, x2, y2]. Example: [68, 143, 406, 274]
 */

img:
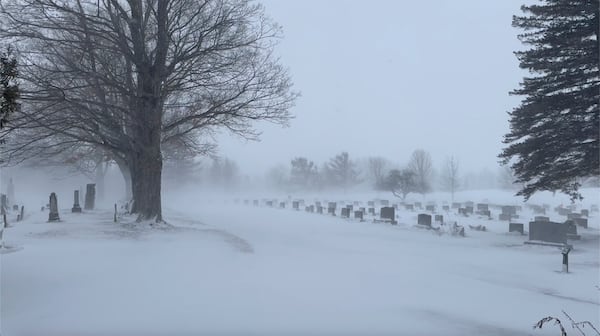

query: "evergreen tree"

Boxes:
[0, 50, 18, 129]
[290, 157, 317, 189]
[500, 0, 599, 201]
[327, 152, 360, 190]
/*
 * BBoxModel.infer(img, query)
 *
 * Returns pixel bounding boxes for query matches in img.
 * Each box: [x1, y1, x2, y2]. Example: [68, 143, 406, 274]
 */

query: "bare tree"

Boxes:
[368, 156, 389, 190]
[408, 149, 433, 194]
[0, 0, 297, 221]
[440, 156, 460, 201]
[383, 168, 416, 201]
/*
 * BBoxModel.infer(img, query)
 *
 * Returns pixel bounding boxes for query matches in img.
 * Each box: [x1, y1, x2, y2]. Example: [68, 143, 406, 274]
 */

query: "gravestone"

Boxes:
[414, 202, 422, 209]
[328, 202, 336, 215]
[465, 201, 474, 208]
[499, 213, 511, 221]
[465, 206, 474, 215]
[328, 207, 335, 216]
[476, 203, 489, 211]
[48, 192, 60, 222]
[367, 201, 375, 207]
[581, 209, 589, 217]
[84, 183, 96, 210]
[292, 201, 299, 210]
[359, 207, 366, 214]
[317, 206, 324, 214]
[565, 221, 578, 235]
[451, 202, 461, 209]
[346, 204, 353, 212]
[405, 204, 414, 211]
[12, 204, 18, 211]
[509, 223, 524, 234]
[425, 205, 435, 212]
[0, 194, 6, 215]
[442, 205, 450, 212]
[353, 201, 360, 207]
[266, 200, 273, 207]
[354, 211, 363, 221]
[556, 207, 571, 216]
[279, 202, 285, 208]
[501, 206, 517, 216]
[20, 206, 24, 221]
[315, 201, 322, 208]
[591, 204, 599, 212]
[380, 200, 389, 206]
[567, 213, 581, 220]
[368, 207, 375, 215]
[534, 216, 549, 222]
[480, 210, 491, 218]
[458, 208, 468, 216]
[528, 221, 567, 244]
[341, 208, 350, 218]
[72, 190, 82, 213]
[418, 214, 432, 227]
[573, 217, 588, 228]
[380, 207, 395, 223]
[434, 214, 443, 223]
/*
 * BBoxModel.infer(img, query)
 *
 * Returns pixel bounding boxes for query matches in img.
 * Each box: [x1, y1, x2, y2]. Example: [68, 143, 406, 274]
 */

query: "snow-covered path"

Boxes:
[1, 195, 598, 335]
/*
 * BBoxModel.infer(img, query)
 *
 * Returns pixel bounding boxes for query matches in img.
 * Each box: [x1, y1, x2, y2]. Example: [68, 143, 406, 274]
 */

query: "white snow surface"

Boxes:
[1, 188, 599, 336]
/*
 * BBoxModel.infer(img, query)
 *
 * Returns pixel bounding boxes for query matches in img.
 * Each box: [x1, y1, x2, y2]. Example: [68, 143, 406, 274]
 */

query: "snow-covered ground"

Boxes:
[1, 188, 599, 335]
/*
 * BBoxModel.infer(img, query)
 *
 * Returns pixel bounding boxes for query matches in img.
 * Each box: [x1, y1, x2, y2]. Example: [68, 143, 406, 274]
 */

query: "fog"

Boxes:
[216, 0, 528, 177]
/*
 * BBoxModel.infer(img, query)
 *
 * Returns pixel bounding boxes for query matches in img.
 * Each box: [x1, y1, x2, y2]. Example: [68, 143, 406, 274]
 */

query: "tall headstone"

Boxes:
[48, 193, 60, 222]
[528, 221, 567, 244]
[0, 194, 6, 215]
[380, 207, 395, 223]
[84, 184, 96, 210]
[341, 207, 350, 218]
[72, 190, 82, 213]
[354, 210, 364, 221]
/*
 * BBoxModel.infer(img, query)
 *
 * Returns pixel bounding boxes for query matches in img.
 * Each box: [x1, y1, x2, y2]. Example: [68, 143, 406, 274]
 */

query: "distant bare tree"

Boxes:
[326, 152, 361, 191]
[408, 149, 433, 194]
[441, 156, 460, 201]
[368, 156, 390, 190]
[383, 168, 416, 201]
[0, 0, 297, 221]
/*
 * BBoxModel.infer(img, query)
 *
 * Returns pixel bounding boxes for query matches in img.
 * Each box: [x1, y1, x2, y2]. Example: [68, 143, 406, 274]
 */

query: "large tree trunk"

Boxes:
[115, 158, 133, 201]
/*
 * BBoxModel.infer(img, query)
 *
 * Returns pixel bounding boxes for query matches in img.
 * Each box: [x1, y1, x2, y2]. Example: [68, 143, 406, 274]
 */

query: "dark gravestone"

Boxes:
[359, 207, 365, 214]
[346, 204, 353, 212]
[341, 207, 350, 218]
[380, 207, 395, 223]
[581, 209, 589, 217]
[84, 184, 96, 210]
[442, 205, 450, 212]
[458, 208, 468, 216]
[528, 221, 567, 244]
[317, 206, 324, 214]
[279, 202, 285, 209]
[534, 216, 549, 222]
[451, 202, 461, 209]
[434, 215, 443, 223]
[292, 201, 299, 210]
[12, 204, 18, 211]
[418, 214, 432, 227]
[465, 206, 474, 215]
[476, 203, 489, 211]
[405, 204, 414, 211]
[368, 207, 375, 215]
[480, 210, 491, 218]
[315, 201, 322, 208]
[573, 217, 588, 228]
[328, 207, 335, 216]
[565, 221, 578, 235]
[48, 193, 60, 222]
[354, 211, 363, 221]
[328, 202, 336, 215]
[499, 213, 511, 221]
[72, 190, 82, 213]
[509, 223, 524, 234]
[20, 206, 24, 221]
[267, 200, 273, 207]
[425, 205, 435, 212]
[0, 194, 6, 215]
[567, 213, 581, 220]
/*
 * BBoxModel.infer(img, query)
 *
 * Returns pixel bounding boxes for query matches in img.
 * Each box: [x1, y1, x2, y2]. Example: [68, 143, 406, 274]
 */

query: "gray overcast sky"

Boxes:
[216, 0, 529, 175]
